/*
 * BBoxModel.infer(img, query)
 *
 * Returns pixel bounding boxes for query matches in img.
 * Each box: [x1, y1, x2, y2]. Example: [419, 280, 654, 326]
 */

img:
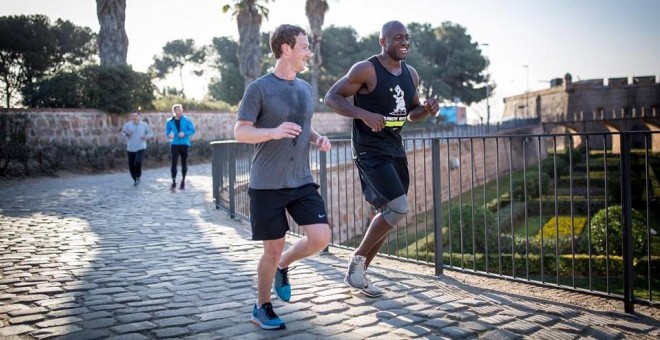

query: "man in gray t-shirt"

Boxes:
[234, 24, 331, 330]
[238, 73, 316, 189]
[121, 111, 153, 186]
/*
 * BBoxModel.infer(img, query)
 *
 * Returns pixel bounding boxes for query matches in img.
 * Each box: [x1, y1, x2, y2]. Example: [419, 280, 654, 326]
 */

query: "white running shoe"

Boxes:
[344, 254, 366, 288]
[361, 275, 384, 297]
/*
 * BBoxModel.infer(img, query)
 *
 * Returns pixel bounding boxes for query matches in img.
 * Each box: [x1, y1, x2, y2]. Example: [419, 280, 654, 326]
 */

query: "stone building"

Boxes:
[501, 73, 660, 151]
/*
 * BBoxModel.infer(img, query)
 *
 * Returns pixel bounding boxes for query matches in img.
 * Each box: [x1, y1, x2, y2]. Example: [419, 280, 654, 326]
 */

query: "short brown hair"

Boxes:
[270, 24, 307, 59]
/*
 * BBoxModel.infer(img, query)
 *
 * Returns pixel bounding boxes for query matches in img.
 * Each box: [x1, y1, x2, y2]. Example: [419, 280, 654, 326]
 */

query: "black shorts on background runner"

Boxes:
[248, 183, 328, 241]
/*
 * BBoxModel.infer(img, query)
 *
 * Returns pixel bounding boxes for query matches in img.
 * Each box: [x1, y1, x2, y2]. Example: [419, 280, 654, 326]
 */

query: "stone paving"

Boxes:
[1, 164, 659, 339]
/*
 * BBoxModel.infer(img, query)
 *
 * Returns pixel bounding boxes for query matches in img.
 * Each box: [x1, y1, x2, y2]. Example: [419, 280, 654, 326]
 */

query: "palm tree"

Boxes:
[96, 0, 128, 66]
[305, 0, 328, 108]
[223, 0, 271, 89]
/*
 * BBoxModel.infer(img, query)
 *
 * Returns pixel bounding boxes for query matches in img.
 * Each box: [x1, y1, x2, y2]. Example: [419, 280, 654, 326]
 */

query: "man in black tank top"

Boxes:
[325, 20, 439, 297]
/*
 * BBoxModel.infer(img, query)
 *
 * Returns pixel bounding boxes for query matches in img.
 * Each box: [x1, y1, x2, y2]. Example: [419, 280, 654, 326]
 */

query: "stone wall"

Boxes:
[2, 109, 352, 146]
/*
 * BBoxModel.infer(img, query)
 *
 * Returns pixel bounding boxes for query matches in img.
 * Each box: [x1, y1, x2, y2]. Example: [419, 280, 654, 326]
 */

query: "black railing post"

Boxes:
[432, 138, 444, 275]
[211, 142, 226, 209]
[219, 143, 225, 196]
[620, 131, 635, 313]
[228, 143, 237, 219]
[319, 151, 330, 254]
[211, 142, 221, 209]
[319, 151, 328, 209]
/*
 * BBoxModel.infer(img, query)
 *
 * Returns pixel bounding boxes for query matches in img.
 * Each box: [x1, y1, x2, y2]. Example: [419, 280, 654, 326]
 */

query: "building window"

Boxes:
[595, 107, 604, 120]
[623, 106, 632, 118]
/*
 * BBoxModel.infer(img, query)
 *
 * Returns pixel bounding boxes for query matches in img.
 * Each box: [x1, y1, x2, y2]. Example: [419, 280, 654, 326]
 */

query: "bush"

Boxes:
[144, 140, 172, 163]
[511, 171, 551, 201]
[77, 144, 124, 170]
[26, 65, 155, 113]
[85, 65, 155, 113]
[541, 155, 569, 180]
[444, 204, 498, 254]
[0, 113, 30, 176]
[510, 179, 525, 201]
[535, 216, 587, 242]
[486, 193, 509, 212]
[606, 172, 648, 207]
[606, 173, 621, 203]
[494, 202, 527, 234]
[23, 72, 86, 108]
[521, 234, 588, 255]
[526, 199, 600, 218]
[0, 138, 214, 177]
[153, 96, 236, 112]
[562, 145, 585, 166]
[409, 243, 659, 279]
[32, 142, 68, 173]
[590, 206, 648, 257]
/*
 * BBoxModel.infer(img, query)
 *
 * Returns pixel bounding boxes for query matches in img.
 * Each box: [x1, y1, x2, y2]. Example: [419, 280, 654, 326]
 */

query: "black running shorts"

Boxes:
[355, 156, 409, 209]
[248, 183, 329, 241]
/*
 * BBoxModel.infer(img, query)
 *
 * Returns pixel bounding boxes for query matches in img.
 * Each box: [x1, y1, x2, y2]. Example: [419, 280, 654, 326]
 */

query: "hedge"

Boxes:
[0, 139, 214, 176]
[405, 250, 659, 278]
[443, 204, 497, 254]
[541, 156, 569, 180]
[524, 199, 607, 217]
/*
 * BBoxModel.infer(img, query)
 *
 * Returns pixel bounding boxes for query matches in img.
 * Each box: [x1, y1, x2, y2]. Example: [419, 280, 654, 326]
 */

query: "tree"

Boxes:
[407, 22, 492, 105]
[305, 0, 329, 108]
[0, 15, 96, 108]
[208, 37, 243, 104]
[258, 32, 276, 74]
[96, 0, 128, 66]
[318, 26, 360, 77]
[150, 39, 206, 98]
[208, 33, 272, 105]
[222, 0, 271, 89]
[318, 26, 376, 98]
[26, 65, 155, 113]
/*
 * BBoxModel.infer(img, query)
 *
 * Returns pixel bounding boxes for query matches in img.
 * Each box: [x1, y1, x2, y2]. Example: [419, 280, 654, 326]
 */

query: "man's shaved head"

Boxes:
[380, 21, 406, 39]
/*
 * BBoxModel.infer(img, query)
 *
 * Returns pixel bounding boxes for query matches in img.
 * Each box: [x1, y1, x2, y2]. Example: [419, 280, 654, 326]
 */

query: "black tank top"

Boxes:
[352, 56, 416, 159]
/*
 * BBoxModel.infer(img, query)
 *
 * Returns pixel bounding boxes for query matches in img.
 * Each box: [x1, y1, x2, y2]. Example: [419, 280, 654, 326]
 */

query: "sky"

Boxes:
[3, 0, 659, 122]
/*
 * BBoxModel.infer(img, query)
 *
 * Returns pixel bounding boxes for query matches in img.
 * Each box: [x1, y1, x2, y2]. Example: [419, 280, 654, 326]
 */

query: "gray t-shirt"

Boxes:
[237, 73, 315, 190]
[122, 120, 153, 152]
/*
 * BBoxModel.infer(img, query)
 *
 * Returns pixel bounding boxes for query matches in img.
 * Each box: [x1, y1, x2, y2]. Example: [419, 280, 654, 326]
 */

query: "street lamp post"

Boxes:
[523, 64, 529, 119]
[481, 43, 490, 129]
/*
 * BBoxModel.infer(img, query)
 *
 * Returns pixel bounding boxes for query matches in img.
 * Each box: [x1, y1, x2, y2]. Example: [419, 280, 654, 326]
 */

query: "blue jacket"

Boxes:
[165, 115, 196, 146]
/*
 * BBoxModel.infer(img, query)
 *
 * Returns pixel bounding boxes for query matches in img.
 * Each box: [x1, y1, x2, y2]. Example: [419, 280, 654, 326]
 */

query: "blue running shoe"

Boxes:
[273, 267, 291, 302]
[251, 302, 286, 330]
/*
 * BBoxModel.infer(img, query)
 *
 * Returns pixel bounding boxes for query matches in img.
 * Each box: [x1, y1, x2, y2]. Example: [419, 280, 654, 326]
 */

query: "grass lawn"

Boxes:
[514, 214, 545, 238]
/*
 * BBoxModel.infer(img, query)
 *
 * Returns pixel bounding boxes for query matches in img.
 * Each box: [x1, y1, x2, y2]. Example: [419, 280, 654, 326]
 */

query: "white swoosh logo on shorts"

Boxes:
[318, 214, 326, 218]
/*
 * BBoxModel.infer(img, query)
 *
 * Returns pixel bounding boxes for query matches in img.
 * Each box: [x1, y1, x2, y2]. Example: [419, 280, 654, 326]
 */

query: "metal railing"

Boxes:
[211, 130, 659, 312]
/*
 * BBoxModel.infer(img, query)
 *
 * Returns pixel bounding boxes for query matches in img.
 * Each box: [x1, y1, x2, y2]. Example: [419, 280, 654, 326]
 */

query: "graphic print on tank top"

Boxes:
[386, 85, 408, 130]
